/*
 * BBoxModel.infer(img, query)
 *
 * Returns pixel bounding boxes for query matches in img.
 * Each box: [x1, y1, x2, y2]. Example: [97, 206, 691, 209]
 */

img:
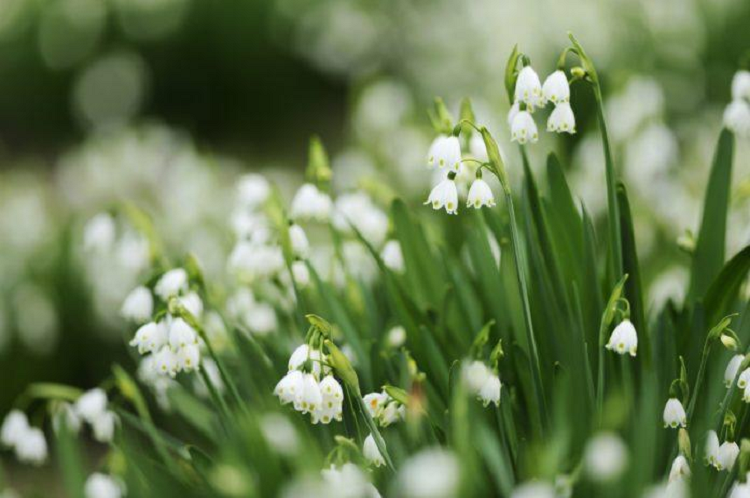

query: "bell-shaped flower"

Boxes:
[14, 427, 47, 466]
[364, 433, 385, 467]
[168, 318, 198, 350]
[732, 70, 750, 101]
[91, 411, 117, 443]
[542, 70, 570, 104]
[467, 178, 496, 209]
[363, 392, 388, 419]
[514, 66, 543, 109]
[669, 455, 691, 482]
[236, 173, 270, 209]
[297, 373, 323, 414]
[705, 430, 720, 467]
[605, 319, 638, 357]
[154, 346, 179, 378]
[291, 260, 310, 287]
[726, 355, 745, 387]
[84, 473, 125, 498]
[381, 240, 405, 273]
[716, 441, 740, 471]
[177, 344, 201, 372]
[154, 268, 188, 301]
[511, 111, 539, 144]
[739, 367, 750, 390]
[663, 398, 687, 429]
[290, 184, 333, 222]
[178, 292, 203, 318]
[121, 286, 153, 323]
[426, 135, 462, 172]
[724, 100, 750, 137]
[289, 224, 310, 258]
[1, 410, 29, 447]
[547, 102, 576, 134]
[75, 388, 108, 424]
[479, 374, 502, 407]
[425, 176, 459, 214]
[275, 370, 304, 405]
[507, 101, 520, 126]
[130, 321, 168, 355]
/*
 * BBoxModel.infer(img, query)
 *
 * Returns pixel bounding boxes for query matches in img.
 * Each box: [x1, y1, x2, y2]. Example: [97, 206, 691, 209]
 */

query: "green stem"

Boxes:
[596, 317, 609, 422]
[199, 363, 233, 430]
[686, 339, 713, 423]
[355, 395, 396, 472]
[504, 189, 548, 436]
[592, 84, 623, 282]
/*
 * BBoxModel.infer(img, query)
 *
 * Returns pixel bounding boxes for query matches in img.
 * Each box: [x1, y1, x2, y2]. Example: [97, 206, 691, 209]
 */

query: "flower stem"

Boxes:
[686, 338, 713, 423]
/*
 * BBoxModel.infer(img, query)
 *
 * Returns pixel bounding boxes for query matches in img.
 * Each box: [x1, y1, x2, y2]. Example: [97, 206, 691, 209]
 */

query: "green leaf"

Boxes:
[54, 412, 86, 498]
[306, 135, 332, 190]
[689, 130, 735, 300]
[704, 245, 750, 325]
[504, 44, 520, 103]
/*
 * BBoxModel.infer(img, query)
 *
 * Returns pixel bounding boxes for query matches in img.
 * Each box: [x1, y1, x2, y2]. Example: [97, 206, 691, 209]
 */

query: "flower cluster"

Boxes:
[723, 70, 750, 137]
[128, 268, 203, 378]
[274, 344, 344, 424]
[704, 430, 739, 472]
[461, 360, 502, 407]
[0, 410, 47, 466]
[510, 66, 575, 144]
[68, 388, 118, 443]
[362, 390, 406, 427]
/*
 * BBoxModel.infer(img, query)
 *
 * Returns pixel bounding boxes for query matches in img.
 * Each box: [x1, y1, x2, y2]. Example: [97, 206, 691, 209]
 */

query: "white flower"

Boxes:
[730, 481, 750, 498]
[584, 432, 628, 481]
[274, 370, 304, 405]
[740, 368, 750, 390]
[363, 392, 388, 418]
[514, 66, 543, 109]
[478, 374, 502, 407]
[332, 192, 389, 247]
[244, 302, 277, 336]
[381, 240, 404, 273]
[511, 111, 539, 144]
[313, 375, 343, 424]
[292, 260, 310, 287]
[461, 361, 490, 393]
[705, 430, 720, 466]
[130, 321, 168, 354]
[379, 401, 403, 426]
[289, 224, 310, 258]
[121, 286, 153, 323]
[398, 448, 459, 498]
[542, 70, 570, 104]
[1, 410, 29, 447]
[260, 413, 299, 456]
[297, 373, 322, 414]
[228, 242, 285, 280]
[84, 473, 124, 498]
[363, 434, 385, 467]
[169, 318, 198, 350]
[726, 355, 745, 387]
[290, 184, 332, 222]
[75, 388, 108, 424]
[154, 346, 179, 377]
[320, 463, 382, 498]
[663, 398, 687, 429]
[386, 325, 406, 348]
[724, 100, 750, 137]
[83, 213, 116, 252]
[15, 427, 47, 465]
[469, 133, 488, 162]
[510, 482, 556, 498]
[178, 292, 203, 318]
[56, 403, 82, 434]
[237, 174, 270, 209]
[177, 344, 201, 372]
[716, 441, 740, 471]
[605, 319, 638, 357]
[425, 177, 459, 214]
[547, 102, 576, 134]
[507, 101, 520, 126]
[669, 455, 691, 481]
[154, 268, 188, 301]
[466, 178, 495, 209]
[426, 135, 462, 172]
[288, 344, 311, 371]
[744, 383, 750, 403]
[91, 411, 117, 443]
[732, 70, 750, 101]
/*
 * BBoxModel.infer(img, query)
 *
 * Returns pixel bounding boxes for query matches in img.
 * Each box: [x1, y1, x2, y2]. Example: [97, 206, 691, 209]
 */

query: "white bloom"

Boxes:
[724, 100, 750, 137]
[289, 224, 310, 258]
[297, 373, 322, 414]
[332, 192, 389, 247]
[320, 463, 382, 498]
[15, 427, 47, 465]
[290, 183, 332, 222]
[1, 410, 29, 447]
[461, 360, 490, 393]
[312, 375, 343, 424]
[663, 398, 687, 429]
[426, 135, 462, 172]
[288, 344, 311, 371]
[363, 434, 385, 467]
[381, 240, 404, 273]
[274, 370, 304, 405]
[75, 388, 108, 424]
[744, 383, 750, 403]
[511, 482, 556, 498]
[466, 178, 495, 209]
[398, 448, 459, 498]
[83, 213, 116, 252]
[511, 111, 539, 144]
[507, 101, 520, 127]
[178, 292, 203, 318]
[732, 70, 750, 101]
[605, 319, 638, 357]
[469, 133, 488, 162]
[363, 392, 388, 418]
[380, 401, 403, 426]
[514, 66, 543, 109]
[177, 344, 201, 372]
[669, 455, 691, 481]
[584, 432, 628, 481]
[478, 374, 502, 407]
[425, 177, 459, 214]
[169, 318, 198, 350]
[237, 173, 270, 209]
[726, 355, 745, 387]
[730, 481, 750, 498]
[260, 413, 299, 456]
[120, 286, 153, 323]
[228, 242, 285, 280]
[154, 346, 179, 377]
[292, 260, 310, 287]
[716, 441, 740, 471]
[705, 430, 720, 466]
[386, 325, 406, 348]
[91, 411, 117, 443]
[56, 403, 82, 434]
[130, 321, 168, 354]
[740, 368, 750, 390]
[244, 302, 277, 336]
[84, 473, 124, 498]
[547, 102, 576, 134]
[154, 268, 188, 301]
[542, 70, 570, 104]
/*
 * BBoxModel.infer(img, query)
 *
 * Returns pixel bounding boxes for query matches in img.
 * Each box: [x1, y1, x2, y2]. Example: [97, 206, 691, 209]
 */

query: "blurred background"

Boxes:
[1, 0, 750, 430]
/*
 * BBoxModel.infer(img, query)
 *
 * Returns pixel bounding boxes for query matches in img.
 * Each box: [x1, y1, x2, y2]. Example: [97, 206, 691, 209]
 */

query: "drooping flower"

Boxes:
[290, 183, 332, 222]
[154, 268, 188, 301]
[168, 318, 198, 350]
[313, 375, 343, 424]
[725, 355, 745, 387]
[130, 321, 168, 354]
[289, 224, 310, 258]
[511, 111, 539, 144]
[669, 455, 691, 482]
[83, 213, 116, 253]
[297, 373, 323, 414]
[427, 135, 462, 172]
[91, 411, 117, 443]
[739, 368, 750, 390]
[75, 388, 108, 424]
[274, 370, 305, 406]
[1, 410, 29, 447]
[154, 346, 179, 377]
[705, 430, 720, 467]
[605, 319, 638, 357]
[14, 427, 47, 466]
[584, 432, 629, 481]
[291, 260, 310, 287]
[363, 392, 389, 418]
[478, 374, 502, 407]
[425, 176, 459, 214]
[397, 448, 459, 498]
[386, 325, 406, 348]
[236, 173, 270, 209]
[84, 473, 124, 498]
[363, 433, 385, 467]
[469, 133, 488, 162]
[547, 102, 576, 134]
[507, 101, 520, 127]
[178, 292, 203, 318]
[663, 398, 687, 429]
[542, 70, 570, 104]
[716, 441, 740, 471]
[332, 192, 389, 247]
[381, 240, 405, 273]
[732, 70, 750, 101]
[461, 361, 490, 393]
[724, 100, 750, 137]
[466, 178, 496, 209]
[514, 66, 543, 110]
[120, 286, 153, 323]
